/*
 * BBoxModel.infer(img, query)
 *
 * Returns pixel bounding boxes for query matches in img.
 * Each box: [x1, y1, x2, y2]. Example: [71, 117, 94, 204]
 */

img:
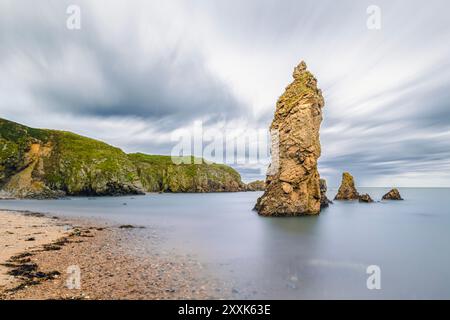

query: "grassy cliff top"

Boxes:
[128, 153, 242, 180]
[128, 153, 206, 165]
[0, 118, 51, 143]
[0, 118, 132, 168]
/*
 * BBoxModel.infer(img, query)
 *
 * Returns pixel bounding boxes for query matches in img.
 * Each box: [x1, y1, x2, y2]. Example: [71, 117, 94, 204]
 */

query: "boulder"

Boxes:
[255, 61, 325, 216]
[359, 193, 374, 203]
[334, 172, 359, 200]
[382, 188, 403, 200]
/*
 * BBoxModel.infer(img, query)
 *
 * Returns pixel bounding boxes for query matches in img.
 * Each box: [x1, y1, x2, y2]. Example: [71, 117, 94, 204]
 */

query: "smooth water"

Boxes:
[1, 188, 450, 299]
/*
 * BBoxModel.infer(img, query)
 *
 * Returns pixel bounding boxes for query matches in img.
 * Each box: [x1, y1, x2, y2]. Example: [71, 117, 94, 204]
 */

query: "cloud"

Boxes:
[0, 0, 244, 122]
[1, 0, 450, 186]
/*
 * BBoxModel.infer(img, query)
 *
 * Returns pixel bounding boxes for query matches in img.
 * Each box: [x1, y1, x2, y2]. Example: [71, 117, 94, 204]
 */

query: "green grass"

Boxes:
[0, 118, 50, 142]
[128, 153, 206, 165]
[128, 153, 242, 192]
[128, 153, 241, 180]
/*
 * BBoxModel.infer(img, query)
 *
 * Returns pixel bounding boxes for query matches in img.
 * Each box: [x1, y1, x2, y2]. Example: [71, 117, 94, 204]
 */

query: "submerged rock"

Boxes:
[359, 193, 374, 203]
[382, 188, 403, 200]
[334, 172, 359, 200]
[118, 225, 144, 229]
[320, 179, 332, 208]
[255, 61, 325, 216]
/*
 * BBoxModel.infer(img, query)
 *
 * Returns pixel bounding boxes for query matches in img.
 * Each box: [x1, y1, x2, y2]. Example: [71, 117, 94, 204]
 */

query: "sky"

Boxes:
[1, 0, 450, 186]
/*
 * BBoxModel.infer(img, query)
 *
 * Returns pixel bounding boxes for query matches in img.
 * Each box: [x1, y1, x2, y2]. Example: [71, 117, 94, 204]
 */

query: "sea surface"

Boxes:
[1, 187, 450, 299]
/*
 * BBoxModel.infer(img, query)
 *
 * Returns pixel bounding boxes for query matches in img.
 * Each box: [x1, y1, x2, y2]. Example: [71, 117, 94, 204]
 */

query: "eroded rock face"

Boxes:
[334, 172, 359, 200]
[255, 61, 325, 216]
[382, 188, 403, 200]
[320, 179, 332, 208]
[359, 193, 374, 203]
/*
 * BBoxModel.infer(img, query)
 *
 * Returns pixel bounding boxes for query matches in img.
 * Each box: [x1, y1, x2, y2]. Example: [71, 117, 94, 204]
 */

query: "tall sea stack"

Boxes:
[255, 61, 325, 216]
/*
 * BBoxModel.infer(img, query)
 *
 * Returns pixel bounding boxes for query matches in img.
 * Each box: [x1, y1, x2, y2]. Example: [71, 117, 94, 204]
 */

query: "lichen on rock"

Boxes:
[255, 61, 325, 216]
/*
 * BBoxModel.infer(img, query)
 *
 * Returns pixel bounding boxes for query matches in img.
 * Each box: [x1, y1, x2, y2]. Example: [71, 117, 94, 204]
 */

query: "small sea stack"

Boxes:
[382, 188, 403, 200]
[359, 193, 374, 203]
[334, 172, 359, 200]
[320, 179, 332, 208]
[255, 61, 325, 216]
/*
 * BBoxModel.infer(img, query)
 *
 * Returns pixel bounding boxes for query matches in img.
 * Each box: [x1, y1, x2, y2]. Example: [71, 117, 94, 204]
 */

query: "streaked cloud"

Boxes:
[0, 0, 449, 186]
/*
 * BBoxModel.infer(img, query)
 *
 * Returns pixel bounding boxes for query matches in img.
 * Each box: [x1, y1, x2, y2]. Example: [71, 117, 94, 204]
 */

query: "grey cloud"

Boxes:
[0, 0, 244, 122]
[1, 0, 450, 186]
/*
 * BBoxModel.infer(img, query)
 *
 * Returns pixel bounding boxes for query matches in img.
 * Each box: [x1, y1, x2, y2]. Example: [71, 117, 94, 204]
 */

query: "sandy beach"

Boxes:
[0, 209, 224, 300]
[0, 210, 68, 292]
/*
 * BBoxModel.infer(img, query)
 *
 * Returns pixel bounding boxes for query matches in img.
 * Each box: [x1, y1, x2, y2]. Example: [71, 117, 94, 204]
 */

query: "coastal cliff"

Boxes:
[129, 153, 245, 193]
[0, 118, 245, 198]
[255, 61, 325, 216]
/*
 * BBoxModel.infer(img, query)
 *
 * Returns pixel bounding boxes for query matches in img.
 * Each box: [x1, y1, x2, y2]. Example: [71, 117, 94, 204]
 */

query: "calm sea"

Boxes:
[1, 187, 450, 299]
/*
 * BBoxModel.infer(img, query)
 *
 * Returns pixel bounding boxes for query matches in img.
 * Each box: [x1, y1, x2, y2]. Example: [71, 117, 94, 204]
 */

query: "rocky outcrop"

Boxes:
[255, 61, 325, 216]
[359, 193, 374, 203]
[320, 179, 332, 208]
[129, 153, 245, 193]
[334, 172, 359, 200]
[0, 190, 15, 200]
[245, 180, 265, 191]
[0, 119, 145, 198]
[1, 142, 64, 199]
[382, 188, 403, 200]
[0, 118, 245, 198]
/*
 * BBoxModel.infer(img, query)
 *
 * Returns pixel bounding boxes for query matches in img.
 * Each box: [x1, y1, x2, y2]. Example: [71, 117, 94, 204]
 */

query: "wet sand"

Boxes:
[0, 210, 225, 300]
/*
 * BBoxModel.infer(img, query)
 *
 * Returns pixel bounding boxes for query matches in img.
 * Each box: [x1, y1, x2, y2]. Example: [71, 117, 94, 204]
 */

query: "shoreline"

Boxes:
[0, 189, 264, 201]
[0, 209, 226, 300]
